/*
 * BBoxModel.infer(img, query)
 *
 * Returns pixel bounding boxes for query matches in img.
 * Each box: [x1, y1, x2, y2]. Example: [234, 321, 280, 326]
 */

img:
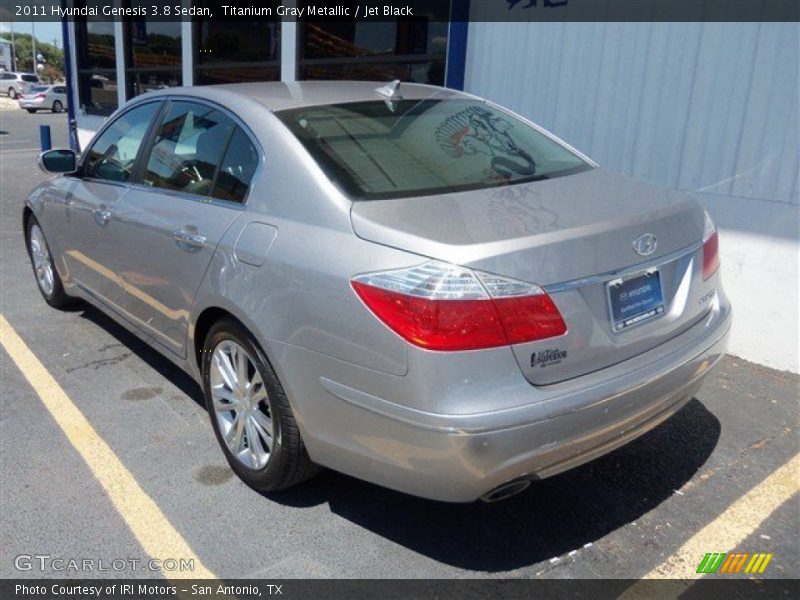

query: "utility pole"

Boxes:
[31, 22, 37, 73]
[9, 21, 15, 70]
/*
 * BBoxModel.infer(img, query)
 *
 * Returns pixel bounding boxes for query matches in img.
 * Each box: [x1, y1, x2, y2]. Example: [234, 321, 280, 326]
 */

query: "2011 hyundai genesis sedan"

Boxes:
[25, 81, 731, 502]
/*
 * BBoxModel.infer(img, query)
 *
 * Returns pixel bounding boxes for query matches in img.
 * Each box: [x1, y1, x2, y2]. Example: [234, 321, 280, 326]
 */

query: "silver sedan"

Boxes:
[26, 82, 731, 502]
[18, 84, 68, 113]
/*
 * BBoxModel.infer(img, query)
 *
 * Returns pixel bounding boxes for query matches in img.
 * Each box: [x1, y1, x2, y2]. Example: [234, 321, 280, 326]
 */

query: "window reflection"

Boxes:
[144, 101, 234, 195]
[299, 21, 448, 85]
[127, 70, 182, 97]
[85, 19, 116, 70]
[84, 102, 160, 182]
[127, 5, 183, 98]
[75, 0, 119, 115]
[213, 128, 259, 203]
[193, 9, 280, 85]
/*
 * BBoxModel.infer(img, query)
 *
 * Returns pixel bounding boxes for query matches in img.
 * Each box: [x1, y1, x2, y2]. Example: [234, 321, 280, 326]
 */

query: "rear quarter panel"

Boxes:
[189, 106, 417, 383]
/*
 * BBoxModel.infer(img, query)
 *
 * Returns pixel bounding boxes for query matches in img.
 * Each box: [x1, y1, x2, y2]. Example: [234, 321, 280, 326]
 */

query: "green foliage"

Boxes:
[9, 33, 64, 80]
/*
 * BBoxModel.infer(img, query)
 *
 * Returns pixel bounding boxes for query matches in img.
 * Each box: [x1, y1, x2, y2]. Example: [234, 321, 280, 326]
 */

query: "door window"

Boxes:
[143, 101, 234, 197]
[212, 127, 260, 203]
[83, 101, 161, 183]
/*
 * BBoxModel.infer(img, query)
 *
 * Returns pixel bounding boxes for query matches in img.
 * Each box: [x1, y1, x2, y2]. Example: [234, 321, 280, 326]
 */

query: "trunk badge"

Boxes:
[633, 233, 657, 256]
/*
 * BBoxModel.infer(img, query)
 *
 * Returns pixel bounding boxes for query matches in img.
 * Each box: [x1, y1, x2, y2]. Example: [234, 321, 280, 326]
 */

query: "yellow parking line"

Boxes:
[621, 453, 799, 596]
[0, 315, 216, 579]
[643, 452, 798, 579]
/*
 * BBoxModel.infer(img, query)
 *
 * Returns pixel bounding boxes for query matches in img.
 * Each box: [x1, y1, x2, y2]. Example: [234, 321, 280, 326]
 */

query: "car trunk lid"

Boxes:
[350, 168, 714, 384]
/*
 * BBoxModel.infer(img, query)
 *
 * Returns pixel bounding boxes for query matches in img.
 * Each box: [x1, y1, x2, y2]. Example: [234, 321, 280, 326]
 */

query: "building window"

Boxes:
[74, 0, 119, 116]
[126, 2, 183, 99]
[193, 4, 280, 85]
[298, 20, 448, 85]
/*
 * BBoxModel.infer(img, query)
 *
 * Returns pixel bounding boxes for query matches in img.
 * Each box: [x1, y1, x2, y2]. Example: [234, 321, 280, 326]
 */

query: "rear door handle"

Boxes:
[92, 208, 112, 226]
[173, 229, 206, 251]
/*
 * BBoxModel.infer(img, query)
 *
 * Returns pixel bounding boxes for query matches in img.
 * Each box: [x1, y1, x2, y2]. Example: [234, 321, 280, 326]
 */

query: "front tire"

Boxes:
[25, 216, 73, 308]
[202, 319, 318, 492]
[51, 101, 63, 113]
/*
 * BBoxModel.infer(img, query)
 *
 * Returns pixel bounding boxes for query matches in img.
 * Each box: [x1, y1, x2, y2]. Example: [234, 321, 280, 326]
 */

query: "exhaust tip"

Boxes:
[480, 479, 531, 503]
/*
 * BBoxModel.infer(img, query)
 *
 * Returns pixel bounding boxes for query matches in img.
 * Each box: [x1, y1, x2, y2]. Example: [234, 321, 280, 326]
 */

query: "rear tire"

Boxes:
[8, 87, 16, 99]
[202, 319, 319, 492]
[51, 101, 63, 113]
[26, 109, 37, 114]
[25, 216, 73, 308]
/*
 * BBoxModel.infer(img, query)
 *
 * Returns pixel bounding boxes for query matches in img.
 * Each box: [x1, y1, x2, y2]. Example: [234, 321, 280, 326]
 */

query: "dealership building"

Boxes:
[60, 4, 798, 373]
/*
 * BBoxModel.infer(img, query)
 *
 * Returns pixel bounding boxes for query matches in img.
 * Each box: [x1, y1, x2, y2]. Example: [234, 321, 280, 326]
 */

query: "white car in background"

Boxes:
[1, 71, 40, 99]
[17, 85, 68, 113]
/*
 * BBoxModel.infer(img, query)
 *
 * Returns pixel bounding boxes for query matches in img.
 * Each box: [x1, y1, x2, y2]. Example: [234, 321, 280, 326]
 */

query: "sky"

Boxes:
[0, 21, 64, 48]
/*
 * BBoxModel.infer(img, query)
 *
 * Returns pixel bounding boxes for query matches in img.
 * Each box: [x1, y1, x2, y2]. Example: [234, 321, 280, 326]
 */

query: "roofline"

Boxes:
[120, 81, 481, 113]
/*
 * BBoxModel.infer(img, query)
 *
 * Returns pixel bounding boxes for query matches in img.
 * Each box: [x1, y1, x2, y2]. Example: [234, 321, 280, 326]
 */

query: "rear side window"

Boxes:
[54, 86, 66, 94]
[212, 127, 259, 203]
[83, 102, 160, 182]
[143, 101, 234, 196]
[21, 75, 38, 82]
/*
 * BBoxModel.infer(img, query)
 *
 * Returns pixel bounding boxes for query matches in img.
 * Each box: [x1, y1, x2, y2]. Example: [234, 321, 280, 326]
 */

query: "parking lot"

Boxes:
[0, 108, 797, 581]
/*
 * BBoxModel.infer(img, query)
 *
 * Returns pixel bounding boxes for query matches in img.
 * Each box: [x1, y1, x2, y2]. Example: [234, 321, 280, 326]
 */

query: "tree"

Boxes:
[11, 33, 65, 81]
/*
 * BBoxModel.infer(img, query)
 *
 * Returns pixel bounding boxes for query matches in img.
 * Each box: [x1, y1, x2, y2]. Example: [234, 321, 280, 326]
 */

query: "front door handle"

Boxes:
[92, 208, 112, 226]
[173, 229, 206, 251]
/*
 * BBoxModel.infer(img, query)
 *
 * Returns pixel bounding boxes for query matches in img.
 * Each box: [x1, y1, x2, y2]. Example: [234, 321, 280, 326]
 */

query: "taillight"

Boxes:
[702, 210, 720, 279]
[351, 261, 567, 351]
[35, 93, 46, 98]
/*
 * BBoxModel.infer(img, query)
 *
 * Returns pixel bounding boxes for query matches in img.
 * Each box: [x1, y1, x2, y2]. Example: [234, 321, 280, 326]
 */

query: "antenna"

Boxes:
[375, 80, 402, 99]
[375, 80, 403, 112]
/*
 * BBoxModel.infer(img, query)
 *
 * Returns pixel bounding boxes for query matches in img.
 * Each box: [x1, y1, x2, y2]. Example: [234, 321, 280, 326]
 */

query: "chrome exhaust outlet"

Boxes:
[480, 479, 531, 503]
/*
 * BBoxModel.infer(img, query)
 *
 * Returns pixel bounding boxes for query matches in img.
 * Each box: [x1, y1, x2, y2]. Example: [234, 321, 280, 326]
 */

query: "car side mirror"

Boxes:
[37, 149, 77, 174]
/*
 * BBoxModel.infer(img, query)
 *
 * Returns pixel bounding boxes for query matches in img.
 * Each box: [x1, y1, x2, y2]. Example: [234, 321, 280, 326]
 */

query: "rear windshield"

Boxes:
[277, 99, 592, 200]
[30, 86, 50, 92]
[21, 75, 39, 82]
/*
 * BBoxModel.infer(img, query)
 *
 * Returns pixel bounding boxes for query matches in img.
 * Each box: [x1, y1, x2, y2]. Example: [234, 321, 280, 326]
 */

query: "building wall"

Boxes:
[465, 22, 799, 372]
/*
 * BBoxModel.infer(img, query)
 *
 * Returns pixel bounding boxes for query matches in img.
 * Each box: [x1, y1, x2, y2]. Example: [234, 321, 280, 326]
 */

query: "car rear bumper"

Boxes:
[308, 290, 731, 502]
[18, 100, 46, 108]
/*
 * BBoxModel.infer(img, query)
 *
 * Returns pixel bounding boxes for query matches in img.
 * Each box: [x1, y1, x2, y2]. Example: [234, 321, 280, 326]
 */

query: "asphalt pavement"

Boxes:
[0, 108, 797, 581]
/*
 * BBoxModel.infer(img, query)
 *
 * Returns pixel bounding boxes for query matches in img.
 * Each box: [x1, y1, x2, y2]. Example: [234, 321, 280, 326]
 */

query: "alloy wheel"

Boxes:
[210, 340, 275, 470]
[29, 223, 55, 297]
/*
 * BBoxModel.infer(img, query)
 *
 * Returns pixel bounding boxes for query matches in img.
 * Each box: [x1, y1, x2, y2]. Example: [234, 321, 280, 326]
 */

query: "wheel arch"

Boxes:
[192, 304, 277, 373]
[190, 302, 300, 408]
[22, 205, 34, 235]
[193, 306, 244, 371]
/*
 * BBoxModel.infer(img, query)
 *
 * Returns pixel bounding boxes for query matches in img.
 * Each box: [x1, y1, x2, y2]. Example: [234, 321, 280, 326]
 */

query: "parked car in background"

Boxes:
[1, 71, 40, 99]
[24, 82, 731, 503]
[18, 85, 68, 113]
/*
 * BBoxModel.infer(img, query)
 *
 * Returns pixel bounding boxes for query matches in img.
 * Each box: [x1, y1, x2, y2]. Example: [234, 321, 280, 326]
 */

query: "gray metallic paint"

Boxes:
[26, 82, 732, 502]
